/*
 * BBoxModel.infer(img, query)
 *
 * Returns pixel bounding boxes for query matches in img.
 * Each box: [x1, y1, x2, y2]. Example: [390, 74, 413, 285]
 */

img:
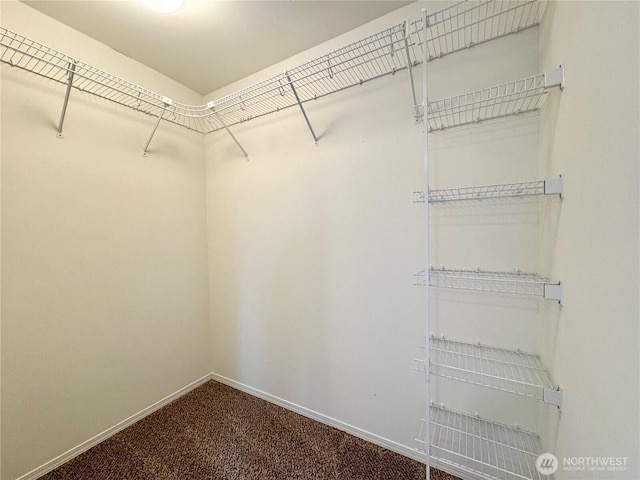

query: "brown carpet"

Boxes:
[40, 380, 458, 480]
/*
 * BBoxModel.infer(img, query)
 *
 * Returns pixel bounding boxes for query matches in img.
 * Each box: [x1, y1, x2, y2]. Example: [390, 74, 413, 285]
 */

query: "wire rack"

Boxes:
[418, 405, 551, 480]
[413, 338, 555, 400]
[0, 21, 412, 135]
[416, 267, 556, 297]
[0, 0, 547, 139]
[430, 337, 554, 399]
[406, 0, 546, 63]
[0, 27, 212, 134]
[415, 180, 545, 203]
[205, 22, 412, 133]
[426, 74, 547, 131]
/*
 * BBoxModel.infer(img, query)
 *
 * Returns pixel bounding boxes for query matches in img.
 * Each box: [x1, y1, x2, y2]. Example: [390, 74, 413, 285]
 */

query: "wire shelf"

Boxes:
[426, 74, 547, 131]
[407, 0, 546, 63]
[415, 267, 558, 298]
[0, 21, 412, 135]
[0, 27, 213, 134]
[418, 405, 551, 480]
[413, 337, 555, 400]
[430, 337, 554, 399]
[1, 0, 547, 138]
[414, 180, 545, 203]
[206, 22, 413, 133]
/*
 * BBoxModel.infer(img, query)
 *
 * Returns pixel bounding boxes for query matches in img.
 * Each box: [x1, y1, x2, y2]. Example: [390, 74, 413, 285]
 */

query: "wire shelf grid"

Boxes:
[205, 22, 411, 132]
[407, 0, 546, 63]
[416, 267, 556, 297]
[0, 27, 214, 133]
[415, 180, 546, 203]
[418, 405, 551, 480]
[426, 74, 547, 131]
[430, 337, 554, 399]
[1, 0, 547, 137]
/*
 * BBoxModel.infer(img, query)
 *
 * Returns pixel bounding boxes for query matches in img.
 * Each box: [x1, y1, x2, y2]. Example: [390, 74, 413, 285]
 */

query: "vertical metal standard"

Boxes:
[208, 104, 249, 160]
[421, 8, 431, 480]
[57, 59, 77, 139]
[286, 73, 319, 145]
[402, 21, 420, 121]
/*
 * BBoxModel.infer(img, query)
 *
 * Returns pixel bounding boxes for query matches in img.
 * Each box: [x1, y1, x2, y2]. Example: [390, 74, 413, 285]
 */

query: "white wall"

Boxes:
[1, 2, 210, 479]
[204, 0, 549, 457]
[538, 2, 640, 478]
[205, 61, 427, 453]
[2, 1, 638, 479]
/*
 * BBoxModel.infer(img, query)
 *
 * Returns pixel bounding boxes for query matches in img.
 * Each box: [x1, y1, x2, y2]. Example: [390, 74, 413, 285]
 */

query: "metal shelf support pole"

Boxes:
[143, 97, 172, 155]
[421, 8, 431, 480]
[56, 59, 77, 139]
[286, 73, 319, 145]
[207, 102, 249, 160]
[402, 21, 421, 122]
[143, 111, 165, 155]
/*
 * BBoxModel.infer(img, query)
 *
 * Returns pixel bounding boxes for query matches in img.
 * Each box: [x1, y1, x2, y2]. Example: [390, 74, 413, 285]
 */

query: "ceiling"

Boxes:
[21, 0, 412, 96]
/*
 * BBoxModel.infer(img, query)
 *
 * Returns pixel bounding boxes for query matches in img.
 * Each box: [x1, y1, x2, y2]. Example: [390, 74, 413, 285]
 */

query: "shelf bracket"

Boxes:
[143, 97, 172, 156]
[56, 59, 77, 139]
[543, 387, 563, 410]
[544, 175, 564, 198]
[544, 65, 565, 90]
[286, 73, 319, 145]
[544, 283, 564, 305]
[207, 102, 249, 160]
[402, 21, 421, 123]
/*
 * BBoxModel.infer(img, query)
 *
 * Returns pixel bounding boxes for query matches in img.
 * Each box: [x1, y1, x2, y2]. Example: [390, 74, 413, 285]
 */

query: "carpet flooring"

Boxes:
[40, 380, 458, 480]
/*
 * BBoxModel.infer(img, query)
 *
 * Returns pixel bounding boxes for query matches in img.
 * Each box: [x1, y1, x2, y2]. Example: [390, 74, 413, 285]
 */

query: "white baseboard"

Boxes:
[209, 372, 427, 464]
[17, 372, 428, 480]
[16, 373, 213, 480]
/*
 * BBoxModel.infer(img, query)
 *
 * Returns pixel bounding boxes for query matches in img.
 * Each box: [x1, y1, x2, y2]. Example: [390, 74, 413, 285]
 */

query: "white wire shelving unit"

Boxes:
[414, 337, 562, 407]
[2, 2, 558, 479]
[0, 0, 549, 154]
[414, 177, 563, 203]
[0, 27, 210, 134]
[417, 405, 552, 480]
[415, 267, 563, 303]
[426, 74, 548, 131]
[409, 0, 546, 63]
[408, 3, 563, 479]
[207, 23, 410, 135]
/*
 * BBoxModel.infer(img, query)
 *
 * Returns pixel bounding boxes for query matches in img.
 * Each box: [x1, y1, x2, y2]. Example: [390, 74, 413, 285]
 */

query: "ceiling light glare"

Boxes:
[142, 0, 184, 14]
